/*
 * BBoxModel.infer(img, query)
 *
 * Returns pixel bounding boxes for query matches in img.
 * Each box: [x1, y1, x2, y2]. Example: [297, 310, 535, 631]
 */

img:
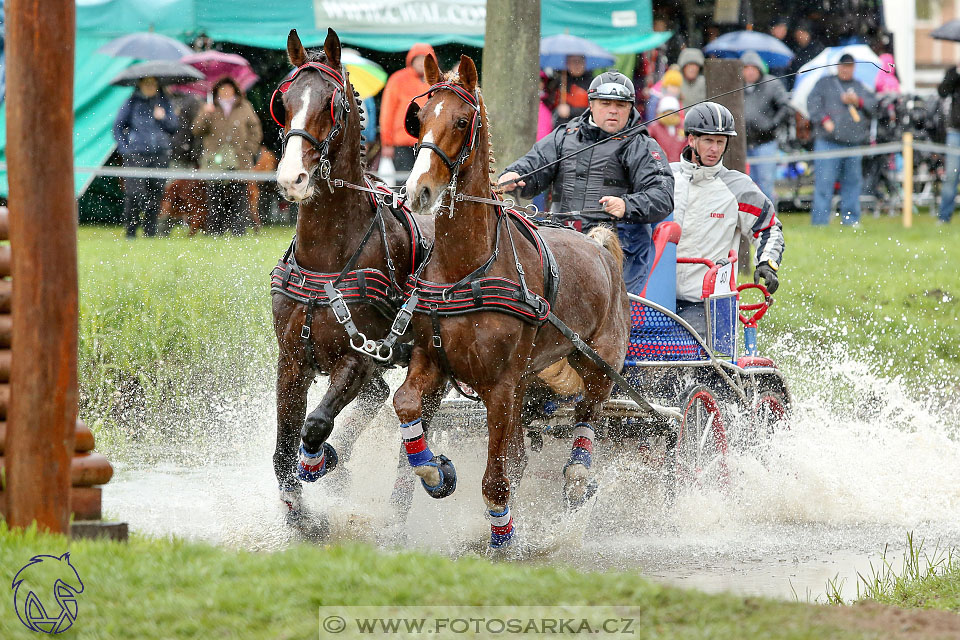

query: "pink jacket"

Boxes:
[875, 54, 900, 94]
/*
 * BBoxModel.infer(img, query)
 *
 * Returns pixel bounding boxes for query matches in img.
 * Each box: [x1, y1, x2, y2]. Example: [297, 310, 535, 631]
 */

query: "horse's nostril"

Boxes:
[295, 173, 306, 185]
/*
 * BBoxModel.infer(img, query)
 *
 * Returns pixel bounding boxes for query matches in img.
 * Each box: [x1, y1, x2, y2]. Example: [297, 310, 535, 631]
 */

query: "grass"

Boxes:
[0, 524, 896, 640]
[768, 212, 960, 386]
[825, 533, 960, 612]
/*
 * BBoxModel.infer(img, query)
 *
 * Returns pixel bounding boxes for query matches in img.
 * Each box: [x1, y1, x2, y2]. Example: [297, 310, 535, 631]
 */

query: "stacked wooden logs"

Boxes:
[0, 206, 114, 522]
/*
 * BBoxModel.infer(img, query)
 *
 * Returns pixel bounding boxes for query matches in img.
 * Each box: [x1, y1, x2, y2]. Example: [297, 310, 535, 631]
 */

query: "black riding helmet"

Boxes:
[587, 71, 635, 103]
[684, 102, 738, 137]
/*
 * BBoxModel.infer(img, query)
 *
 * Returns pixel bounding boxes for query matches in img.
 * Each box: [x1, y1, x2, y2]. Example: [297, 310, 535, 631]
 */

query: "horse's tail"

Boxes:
[587, 225, 623, 273]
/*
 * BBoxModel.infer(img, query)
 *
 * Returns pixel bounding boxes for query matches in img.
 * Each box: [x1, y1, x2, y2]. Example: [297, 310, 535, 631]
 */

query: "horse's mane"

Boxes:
[443, 70, 497, 186]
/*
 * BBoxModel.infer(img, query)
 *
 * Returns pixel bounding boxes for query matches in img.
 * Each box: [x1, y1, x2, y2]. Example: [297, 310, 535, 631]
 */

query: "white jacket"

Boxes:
[672, 149, 785, 302]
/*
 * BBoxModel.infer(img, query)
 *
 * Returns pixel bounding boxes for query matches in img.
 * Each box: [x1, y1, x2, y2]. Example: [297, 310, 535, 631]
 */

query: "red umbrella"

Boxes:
[171, 51, 259, 96]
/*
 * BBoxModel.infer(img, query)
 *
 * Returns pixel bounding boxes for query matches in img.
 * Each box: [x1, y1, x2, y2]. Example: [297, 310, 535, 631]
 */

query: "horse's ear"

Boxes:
[458, 55, 478, 91]
[287, 29, 307, 67]
[324, 28, 341, 68]
[424, 54, 441, 85]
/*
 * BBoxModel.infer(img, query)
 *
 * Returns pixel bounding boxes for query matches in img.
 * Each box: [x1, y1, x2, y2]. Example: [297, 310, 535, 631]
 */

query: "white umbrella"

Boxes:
[789, 45, 883, 118]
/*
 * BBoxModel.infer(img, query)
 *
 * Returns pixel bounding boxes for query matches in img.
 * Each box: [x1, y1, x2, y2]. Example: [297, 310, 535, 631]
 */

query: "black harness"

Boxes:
[271, 177, 429, 368]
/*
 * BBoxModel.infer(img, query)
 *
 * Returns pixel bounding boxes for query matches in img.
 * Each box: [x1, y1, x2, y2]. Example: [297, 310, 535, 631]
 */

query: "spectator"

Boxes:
[647, 95, 685, 162]
[191, 77, 262, 235]
[807, 53, 877, 226]
[741, 51, 791, 205]
[168, 91, 202, 168]
[937, 64, 960, 223]
[499, 71, 674, 294]
[677, 48, 705, 106]
[767, 17, 793, 75]
[788, 21, 824, 88]
[672, 103, 784, 335]
[875, 53, 900, 95]
[379, 43, 437, 176]
[360, 96, 378, 150]
[113, 76, 179, 238]
[553, 55, 593, 126]
[645, 66, 683, 120]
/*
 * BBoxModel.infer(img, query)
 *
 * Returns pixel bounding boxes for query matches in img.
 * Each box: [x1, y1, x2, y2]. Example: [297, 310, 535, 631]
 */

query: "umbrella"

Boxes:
[97, 32, 192, 60]
[789, 45, 882, 118]
[931, 20, 960, 42]
[110, 60, 205, 87]
[171, 51, 259, 96]
[703, 31, 795, 70]
[342, 49, 387, 99]
[539, 34, 614, 71]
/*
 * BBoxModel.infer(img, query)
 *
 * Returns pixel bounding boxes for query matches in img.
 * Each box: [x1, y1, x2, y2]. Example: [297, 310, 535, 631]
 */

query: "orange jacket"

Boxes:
[379, 43, 436, 148]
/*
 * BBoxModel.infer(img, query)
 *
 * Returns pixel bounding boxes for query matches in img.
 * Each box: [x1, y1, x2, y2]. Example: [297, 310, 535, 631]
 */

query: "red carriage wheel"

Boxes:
[751, 389, 789, 443]
[677, 384, 729, 487]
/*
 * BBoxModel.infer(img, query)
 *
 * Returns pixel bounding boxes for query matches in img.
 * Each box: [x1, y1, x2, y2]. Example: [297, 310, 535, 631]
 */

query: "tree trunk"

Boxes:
[481, 0, 541, 178]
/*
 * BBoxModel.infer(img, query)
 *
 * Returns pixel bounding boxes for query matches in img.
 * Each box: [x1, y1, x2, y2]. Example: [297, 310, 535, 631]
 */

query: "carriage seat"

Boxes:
[625, 220, 709, 364]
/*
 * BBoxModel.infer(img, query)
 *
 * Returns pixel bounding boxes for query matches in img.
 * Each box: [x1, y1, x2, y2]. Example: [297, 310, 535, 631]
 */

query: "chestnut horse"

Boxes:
[396, 55, 631, 548]
[271, 29, 433, 523]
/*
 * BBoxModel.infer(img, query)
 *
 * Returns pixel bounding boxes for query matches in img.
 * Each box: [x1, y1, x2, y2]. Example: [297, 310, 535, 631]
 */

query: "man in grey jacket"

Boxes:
[678, 48, 705, 106]
[741, 51, 790, 205]
[499, 71, 674, 294]
[807, 53, 877, 225]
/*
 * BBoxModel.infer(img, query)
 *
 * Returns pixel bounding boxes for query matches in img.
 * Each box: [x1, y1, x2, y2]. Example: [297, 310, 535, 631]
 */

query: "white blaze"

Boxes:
[404, 102, 443, 203]
[276, 88, 312, 195]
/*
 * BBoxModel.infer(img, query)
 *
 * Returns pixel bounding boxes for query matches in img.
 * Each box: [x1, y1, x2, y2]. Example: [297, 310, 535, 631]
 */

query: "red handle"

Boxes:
[737, 283, 773, 326]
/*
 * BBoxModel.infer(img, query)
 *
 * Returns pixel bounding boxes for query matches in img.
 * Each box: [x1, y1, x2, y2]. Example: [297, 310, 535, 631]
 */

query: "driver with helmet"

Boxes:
[673, 102, 785, 334]
[499, 71, 674, 294]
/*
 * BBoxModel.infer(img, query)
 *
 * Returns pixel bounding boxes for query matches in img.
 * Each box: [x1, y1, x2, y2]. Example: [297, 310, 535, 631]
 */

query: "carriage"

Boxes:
[435, 217, 792, 486]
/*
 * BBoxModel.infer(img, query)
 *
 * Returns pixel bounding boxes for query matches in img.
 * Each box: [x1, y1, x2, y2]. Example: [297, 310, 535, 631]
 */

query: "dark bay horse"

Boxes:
[395, 55, 631, 547]
[271, 28, 433, 522]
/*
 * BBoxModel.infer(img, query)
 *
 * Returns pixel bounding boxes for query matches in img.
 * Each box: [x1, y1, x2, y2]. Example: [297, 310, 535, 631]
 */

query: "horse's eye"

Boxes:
[456, 118, 469, 129]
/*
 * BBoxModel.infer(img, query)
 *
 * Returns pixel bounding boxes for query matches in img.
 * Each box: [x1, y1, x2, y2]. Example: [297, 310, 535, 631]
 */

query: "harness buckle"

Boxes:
[390, 303, 415, 337]
[393, 187, 405, 209]
[323, 282, 352, 325]
[433, 334, 442, 348]
[300, 325, 311, 339]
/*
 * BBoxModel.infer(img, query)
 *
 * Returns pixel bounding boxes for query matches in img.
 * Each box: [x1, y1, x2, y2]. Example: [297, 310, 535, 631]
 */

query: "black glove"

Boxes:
[754, 262, 779, 294]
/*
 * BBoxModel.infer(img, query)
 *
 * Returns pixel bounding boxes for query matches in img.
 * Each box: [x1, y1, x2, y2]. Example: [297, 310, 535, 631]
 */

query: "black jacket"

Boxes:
[744, 74, 791, 144]
[502, 110, 674, 293]
[939, 67, 960, 130]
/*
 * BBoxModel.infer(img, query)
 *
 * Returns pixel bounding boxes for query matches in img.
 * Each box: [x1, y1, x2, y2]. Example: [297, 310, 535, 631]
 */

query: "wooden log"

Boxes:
[0, 280, 10, 313]
[0, 315, 11, 348]
[0, 245, 10, 278]
[0, 419, 93, 454]
[1, 486, 101, 520]
[5, 0, 78, 533]
[0, 451, 112, 487]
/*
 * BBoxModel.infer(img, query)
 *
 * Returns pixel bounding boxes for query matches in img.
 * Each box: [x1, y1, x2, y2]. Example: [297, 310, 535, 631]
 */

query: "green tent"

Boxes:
[0, 0, 670, 197]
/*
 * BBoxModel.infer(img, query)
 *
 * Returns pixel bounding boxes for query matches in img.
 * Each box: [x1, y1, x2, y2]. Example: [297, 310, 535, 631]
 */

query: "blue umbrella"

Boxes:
[97, 32, 192, 60]
[704, 31, 795, 70]
[789, 45, 882, 117]
[540, 34, 614, 71]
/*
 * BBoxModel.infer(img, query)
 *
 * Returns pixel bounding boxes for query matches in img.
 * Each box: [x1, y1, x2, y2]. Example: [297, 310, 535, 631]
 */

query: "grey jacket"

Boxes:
[741, 52, 791, 145]
[807, 75, 877, 145]
[503, 110, 674, 293]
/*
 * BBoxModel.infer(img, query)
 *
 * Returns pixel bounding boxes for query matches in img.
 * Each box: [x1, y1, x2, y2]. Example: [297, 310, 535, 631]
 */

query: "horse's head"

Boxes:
[274, 28, 352, 202]
[405, 54, 483, 214]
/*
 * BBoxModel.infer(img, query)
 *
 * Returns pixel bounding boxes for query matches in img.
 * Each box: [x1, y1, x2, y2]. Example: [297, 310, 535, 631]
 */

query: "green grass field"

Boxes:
[0, 524, 938, 640]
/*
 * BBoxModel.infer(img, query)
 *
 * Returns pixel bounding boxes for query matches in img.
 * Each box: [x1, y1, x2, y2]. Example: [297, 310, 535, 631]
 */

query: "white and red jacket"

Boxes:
[671, 148, 784, 302]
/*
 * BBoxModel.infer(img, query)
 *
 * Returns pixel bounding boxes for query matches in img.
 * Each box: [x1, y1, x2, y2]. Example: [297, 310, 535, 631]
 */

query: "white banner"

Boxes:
[314, 0, 487, 35]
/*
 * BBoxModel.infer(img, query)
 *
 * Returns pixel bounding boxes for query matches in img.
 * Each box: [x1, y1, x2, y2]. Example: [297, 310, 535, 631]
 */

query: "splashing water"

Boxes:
[101, 332, 960, 602]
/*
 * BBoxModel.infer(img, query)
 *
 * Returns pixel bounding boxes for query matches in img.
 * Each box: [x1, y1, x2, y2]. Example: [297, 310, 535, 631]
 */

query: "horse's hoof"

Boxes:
[297, 442, 338, 483]
[417, 455, 457, 499]
[563, 464, 598, 510]
[280, 482, 303, 516]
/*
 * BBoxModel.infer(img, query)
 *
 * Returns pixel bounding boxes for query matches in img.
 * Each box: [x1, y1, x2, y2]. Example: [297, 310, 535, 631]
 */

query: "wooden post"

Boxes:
[902, 131, 914, 228]
[481, 0, 541, 177]
[705, 58, 751, 274]
[5, 0, 78, 533]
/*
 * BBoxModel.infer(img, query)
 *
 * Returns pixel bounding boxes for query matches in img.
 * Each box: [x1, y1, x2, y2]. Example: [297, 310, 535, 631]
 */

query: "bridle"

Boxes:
[404, 81, 481, 216]
[270, 60, 351, 192]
